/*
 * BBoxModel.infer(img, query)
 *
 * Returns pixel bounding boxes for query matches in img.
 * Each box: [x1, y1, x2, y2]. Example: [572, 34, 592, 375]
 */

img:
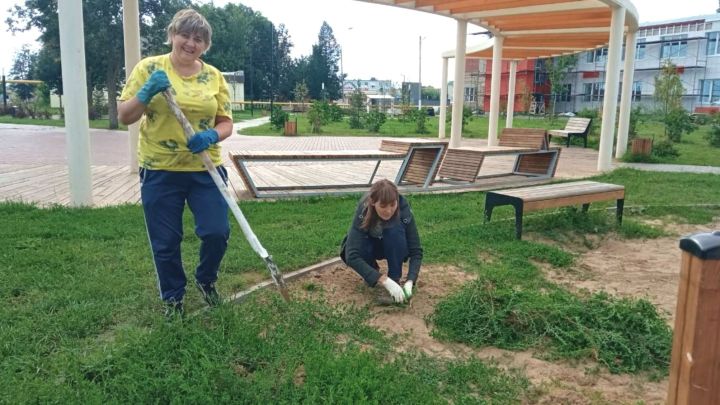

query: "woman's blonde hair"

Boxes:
[361, 179, 399, 230]
[166, 9, 213, 52]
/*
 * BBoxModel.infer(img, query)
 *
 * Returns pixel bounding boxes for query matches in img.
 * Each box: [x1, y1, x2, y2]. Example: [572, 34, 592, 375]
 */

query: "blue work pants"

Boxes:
[358, 224, 408, 283]
[140, 168, 230, 302]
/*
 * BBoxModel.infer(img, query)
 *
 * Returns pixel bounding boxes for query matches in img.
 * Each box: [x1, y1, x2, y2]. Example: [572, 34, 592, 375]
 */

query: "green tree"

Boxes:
[654, 61, 694, 142]
[293, 81, 309, 111]
[654, 61, 684, 116]
[348, 84, 365, 129]
[307, 22, 342, 100]
[8, 0, 191, 128]
[544, 55, 577, 117]
[34, 44, 63, 112]
[421, 86, 439, 101]
[9, 46, 37, 101]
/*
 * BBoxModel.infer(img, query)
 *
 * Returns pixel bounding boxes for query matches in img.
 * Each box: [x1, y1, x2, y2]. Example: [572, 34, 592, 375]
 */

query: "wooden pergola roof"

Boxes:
[358, 0, 639, 60]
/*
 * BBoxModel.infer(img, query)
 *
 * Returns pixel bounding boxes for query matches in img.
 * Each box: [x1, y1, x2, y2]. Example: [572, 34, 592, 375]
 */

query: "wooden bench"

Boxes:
[484, 180, 625, 240]
[228, 138, 447, 198]
[438, 128, 558, 183]
[379, 138, 448, 187]
[548, 117, 592, 148]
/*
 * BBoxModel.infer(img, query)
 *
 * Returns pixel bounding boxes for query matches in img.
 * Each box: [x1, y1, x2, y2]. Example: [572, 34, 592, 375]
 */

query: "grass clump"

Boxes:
[430, 277, 672, 375]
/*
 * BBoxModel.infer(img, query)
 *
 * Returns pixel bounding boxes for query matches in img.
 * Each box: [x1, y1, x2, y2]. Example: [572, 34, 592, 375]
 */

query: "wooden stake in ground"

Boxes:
[162, 89, 290, 302]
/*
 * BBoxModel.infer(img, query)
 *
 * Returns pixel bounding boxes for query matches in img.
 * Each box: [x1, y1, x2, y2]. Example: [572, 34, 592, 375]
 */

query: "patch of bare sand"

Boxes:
[287, 249, 709, 404]
[541, 220, 719, 323]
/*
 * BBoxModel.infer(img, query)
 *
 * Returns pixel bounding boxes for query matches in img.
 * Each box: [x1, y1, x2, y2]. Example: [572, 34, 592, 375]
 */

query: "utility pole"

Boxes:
[418, 35, 422, 110]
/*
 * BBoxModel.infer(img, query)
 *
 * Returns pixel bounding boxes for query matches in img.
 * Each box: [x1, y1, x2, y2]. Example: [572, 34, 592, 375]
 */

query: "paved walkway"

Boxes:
[0, 119, 715, 207]
[618, 162, 720, 175]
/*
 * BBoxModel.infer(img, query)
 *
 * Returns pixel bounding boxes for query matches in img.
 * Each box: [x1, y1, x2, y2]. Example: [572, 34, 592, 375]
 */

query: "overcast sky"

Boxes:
[1, 0, 718, 87]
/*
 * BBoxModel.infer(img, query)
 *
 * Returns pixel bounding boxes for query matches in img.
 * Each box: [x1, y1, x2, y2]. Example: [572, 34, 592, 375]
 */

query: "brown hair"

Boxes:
[166, 9, 213, 52]
[361, 179, 399, 230]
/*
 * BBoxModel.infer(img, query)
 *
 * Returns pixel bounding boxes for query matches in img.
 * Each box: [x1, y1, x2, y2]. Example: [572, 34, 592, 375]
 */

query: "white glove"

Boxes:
[381, 277, 406, 303]
[403, 280, 414, 300]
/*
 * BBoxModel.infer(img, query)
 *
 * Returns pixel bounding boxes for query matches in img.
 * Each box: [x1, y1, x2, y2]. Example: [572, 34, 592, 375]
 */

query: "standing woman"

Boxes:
[341, 180, 423, 303]
[118, 9, 233, 317]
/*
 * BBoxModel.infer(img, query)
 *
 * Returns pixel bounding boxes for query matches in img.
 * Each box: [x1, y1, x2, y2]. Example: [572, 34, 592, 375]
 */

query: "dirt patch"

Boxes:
[286, 220, 719, 403]
[541, 220, 720, 323]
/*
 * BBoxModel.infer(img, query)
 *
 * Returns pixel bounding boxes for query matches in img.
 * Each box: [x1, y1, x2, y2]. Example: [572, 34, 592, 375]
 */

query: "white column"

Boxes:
[58, 0, 93, 206]
[488, 35, 504, 146]
[506, 60, 517, 128]
[450, 19, 467, 148]
[439, 57, 449, 138]
[598, 6, 625, 171]
[616, 30, 637, 158]
[122, 0, 141, 172]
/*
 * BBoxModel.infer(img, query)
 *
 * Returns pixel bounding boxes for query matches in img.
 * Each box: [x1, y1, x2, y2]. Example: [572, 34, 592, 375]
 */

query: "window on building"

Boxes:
[700, 79, 720, 104]
[583, 82, 604, 102]
[534, 59, 547, 84]
[464, 87, 476, 102]
[554, 84, 572, 102]
[587, 48, 608, 63]
[636, 39, 646, 60]
[661, 35, 688, 58]
[708, 32, 720, 56]
[632, 81, 642, 101]
[621, 39, 646, 60]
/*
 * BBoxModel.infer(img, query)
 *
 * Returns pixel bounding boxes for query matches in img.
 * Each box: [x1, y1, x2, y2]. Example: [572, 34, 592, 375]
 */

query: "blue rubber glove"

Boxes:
[136, 70, 170, 105]
[187, 128, 219, 153]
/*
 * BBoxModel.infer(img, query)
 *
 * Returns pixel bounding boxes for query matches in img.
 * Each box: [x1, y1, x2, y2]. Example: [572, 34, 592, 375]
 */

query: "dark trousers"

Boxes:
[140, 168, 230, 302]
[358, 224, 409, 283]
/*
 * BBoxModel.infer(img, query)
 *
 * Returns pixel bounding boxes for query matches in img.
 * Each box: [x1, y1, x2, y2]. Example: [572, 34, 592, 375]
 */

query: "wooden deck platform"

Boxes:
[0, 128, 605, 207]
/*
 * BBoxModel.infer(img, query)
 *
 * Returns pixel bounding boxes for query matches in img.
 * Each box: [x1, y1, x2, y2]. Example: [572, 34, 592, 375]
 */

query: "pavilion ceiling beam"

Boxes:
[446, 0, 584, 13]
[490, 18, 610, 31]
[480, 8, 609, 23]
[434, 0, 577, 11]
[456, 0, 603, 18]
[501, 26, 611, 35]
[442, 0, 577, 12]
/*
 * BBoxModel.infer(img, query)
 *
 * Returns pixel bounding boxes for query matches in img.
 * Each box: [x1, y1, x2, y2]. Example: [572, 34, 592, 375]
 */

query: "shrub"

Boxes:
[365, 110, 386, 133]
[652, 139, 680, 158]
[307, 101, 326, 134]
[628, 106, 643, 140]
[692, 113, 710, 126]
[706, 123, 720, 147]
[404, 108, 428, 134]
[270, 105, 288, 130]
[663, 108, 697, 143]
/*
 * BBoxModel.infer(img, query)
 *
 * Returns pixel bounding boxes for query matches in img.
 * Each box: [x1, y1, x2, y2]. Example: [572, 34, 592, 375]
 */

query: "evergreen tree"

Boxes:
[307, 22, 342, 100]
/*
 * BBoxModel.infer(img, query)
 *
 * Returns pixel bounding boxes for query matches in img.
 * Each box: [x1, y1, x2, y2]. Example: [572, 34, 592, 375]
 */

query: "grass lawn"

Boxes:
[2, 169, 719, 402]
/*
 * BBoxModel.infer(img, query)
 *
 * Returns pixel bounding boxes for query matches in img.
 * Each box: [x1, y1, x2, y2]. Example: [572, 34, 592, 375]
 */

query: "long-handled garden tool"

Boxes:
[162, 89, 290, 302]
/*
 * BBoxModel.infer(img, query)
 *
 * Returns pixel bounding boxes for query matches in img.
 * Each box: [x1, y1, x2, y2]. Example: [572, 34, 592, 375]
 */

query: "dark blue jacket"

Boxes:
[342, 194, 423, 286]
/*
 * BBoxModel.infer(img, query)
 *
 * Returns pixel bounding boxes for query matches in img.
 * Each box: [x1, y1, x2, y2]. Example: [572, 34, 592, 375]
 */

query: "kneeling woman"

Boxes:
[341, 179, 423, 303]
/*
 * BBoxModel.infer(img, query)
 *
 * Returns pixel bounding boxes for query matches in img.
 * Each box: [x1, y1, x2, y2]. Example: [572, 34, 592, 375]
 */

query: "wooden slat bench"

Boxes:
[228, 150, 406, 198]
[438, 128, 558, 183]
[484, 180, 625, 240]
[379, 138, 448, 187]
[548, 117, 592, 148]
[228, 138, 447, 198]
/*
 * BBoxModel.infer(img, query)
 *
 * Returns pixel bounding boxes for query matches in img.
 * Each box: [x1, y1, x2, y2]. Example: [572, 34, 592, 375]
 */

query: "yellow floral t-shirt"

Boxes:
[119, 54, 232, 171]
